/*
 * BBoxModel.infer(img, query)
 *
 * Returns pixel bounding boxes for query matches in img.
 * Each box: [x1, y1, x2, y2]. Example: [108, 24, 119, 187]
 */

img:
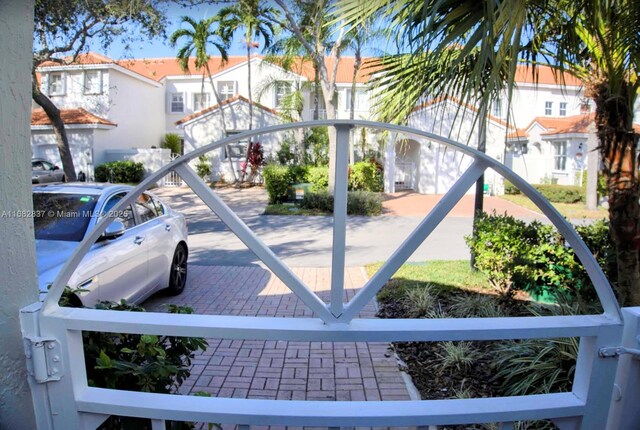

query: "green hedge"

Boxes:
[533, 184, 584, 203]
[465, 212, 615, 304]
[95, 160, 145, 183]
[307, 165, 329, 192]
[504, 180, 520, 195]
[349, 161, 383, 192]
[300, 191, 383, 216]
[263, 164, 291, 204]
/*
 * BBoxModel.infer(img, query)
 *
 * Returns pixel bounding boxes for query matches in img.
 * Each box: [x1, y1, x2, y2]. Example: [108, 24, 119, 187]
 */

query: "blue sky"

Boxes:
[94, 3, 253, 59]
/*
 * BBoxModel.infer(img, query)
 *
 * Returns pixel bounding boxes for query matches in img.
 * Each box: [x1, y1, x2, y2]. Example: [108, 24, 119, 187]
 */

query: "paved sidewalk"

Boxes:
[144, 265, 412, 429]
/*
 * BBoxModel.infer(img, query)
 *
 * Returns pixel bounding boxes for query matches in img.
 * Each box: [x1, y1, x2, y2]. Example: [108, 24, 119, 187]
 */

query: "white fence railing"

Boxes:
[21, 120, 639, 430]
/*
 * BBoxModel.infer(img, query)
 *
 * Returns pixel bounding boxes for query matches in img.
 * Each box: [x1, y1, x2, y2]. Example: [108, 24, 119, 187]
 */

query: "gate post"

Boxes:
[606, 307, 640, 430]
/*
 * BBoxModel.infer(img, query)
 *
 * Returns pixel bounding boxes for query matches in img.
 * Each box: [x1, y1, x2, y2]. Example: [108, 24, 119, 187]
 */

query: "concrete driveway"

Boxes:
[152, 186, 540, 267]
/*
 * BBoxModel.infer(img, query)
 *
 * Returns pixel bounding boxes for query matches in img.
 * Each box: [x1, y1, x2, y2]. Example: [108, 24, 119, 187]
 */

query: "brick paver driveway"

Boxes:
[144, 265, 412, 429]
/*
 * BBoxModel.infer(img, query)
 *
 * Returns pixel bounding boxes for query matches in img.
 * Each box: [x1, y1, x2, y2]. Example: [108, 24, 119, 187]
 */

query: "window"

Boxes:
[553, 141, 567, 171]
[170, 93, 185, 113]
[218, 81, 235, 100]
[102, 193, 135, 229]
[224, 131, 247, 159]
[559, 102, 567, 116]
[48, 72, 65, 96]
[84, 70, 102, 94]
[545, 101, 553, 116]
[346, 89, 367, 111]
[492, 101, 503, 118]
[275, 81, 292, 107]
[193, 92, 210, 111]
[134, 193, 159, 224]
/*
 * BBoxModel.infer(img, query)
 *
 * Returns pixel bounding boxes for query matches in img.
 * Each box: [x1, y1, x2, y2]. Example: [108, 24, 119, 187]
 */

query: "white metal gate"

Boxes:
[163, 153, 183, 186]
[21, 120, 637, 430]
[394, 160, 416, 190]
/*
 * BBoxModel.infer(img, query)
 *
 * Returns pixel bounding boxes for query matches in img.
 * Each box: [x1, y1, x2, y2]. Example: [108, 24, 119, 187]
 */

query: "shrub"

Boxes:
[276, 138, 296, 165]
[447, 294, 506, 318]
[436, 341, 480, 373]
[307, 165, 329, 191]
[349, 161, 383, 192]
[347, 191, 383, 216]
[504, 180, 521, 195]
[288, 164, 309, 184]
[306, 127, 329, 165]
[300, 190, 383, 216]
[162, 133, 182, 155]
[195, 155, 211, 180]
[466, 212, 612, 304]
[95, 160, 145, 184]
[532, 184, 584, 203]
[263, 164, 290, 204]
[402, 284, 437, 317]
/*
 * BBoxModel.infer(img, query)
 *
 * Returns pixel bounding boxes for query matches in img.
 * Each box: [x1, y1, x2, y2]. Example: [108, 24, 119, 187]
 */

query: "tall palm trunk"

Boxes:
[241, 37, 254, 183]
[32, 77, 77, 182]
[205, 63, 237, 183]
[593, 82, 640, 306]
[349, 51, 361, 164]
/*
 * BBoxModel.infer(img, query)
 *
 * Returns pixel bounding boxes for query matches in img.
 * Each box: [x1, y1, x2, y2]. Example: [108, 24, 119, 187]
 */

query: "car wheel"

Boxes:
[167, 243, 188, 295]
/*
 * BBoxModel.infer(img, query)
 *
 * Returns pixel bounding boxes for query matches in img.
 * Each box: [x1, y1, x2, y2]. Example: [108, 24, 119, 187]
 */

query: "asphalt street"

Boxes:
[153, 186, 540, 267]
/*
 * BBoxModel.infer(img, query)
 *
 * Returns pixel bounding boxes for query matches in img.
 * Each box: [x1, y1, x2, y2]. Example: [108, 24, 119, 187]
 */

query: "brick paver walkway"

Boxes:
[144, 265, 412, 429]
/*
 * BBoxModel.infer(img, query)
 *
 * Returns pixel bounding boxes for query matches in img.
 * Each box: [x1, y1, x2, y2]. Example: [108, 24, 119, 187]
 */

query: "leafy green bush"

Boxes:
[95, 160, 145, 184]
[300, 190, 383, 216]
[162, 133, 182, 155]
[466, 212, 612, 304]
[307, 165, 329, 191]
[347, 191, 383, 216]
[306, 127, 329, 165]
[300, 190, 334, 212]
[288, 164, 309, 184]
[349, 161, 383, 192]
[532, 184, 584, 203]
[504, 180, 521, 195]
[263, 164, 291, 204]
[195, 155, 211, 180]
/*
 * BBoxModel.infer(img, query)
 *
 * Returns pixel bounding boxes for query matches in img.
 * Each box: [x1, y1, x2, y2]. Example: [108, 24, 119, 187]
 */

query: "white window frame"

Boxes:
[224, 132, 247, 160]
[559, 102, 567, 116]
[170, 92, 185, 113]
[553, 140, 568, 171]
[83, 70, 102, 95]
[491, 100, 503, 118]
[545, 101, 553, 116]
[217, 81, 236, 101]
[274, 81, 292, 107]
[193, 92, 211, 111]
[48, 72, 66, 96]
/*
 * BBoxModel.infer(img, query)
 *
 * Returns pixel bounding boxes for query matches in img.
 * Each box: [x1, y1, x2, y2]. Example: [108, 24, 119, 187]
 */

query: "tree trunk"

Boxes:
[241, 38, 253, 183]
[32, 80, 77, 182]
[349, 53, 360, 165]
[313, 67, 320, 120]
[323, 84, 338, 193]
[593, 82, 640, 306]
[205, 64, 237, 183]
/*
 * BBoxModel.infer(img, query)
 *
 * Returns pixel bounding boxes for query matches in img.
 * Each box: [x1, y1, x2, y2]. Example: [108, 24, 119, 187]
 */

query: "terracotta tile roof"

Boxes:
[507, 113, 640, 138]
[175, 95, 279, 126]
[38, 52, 114, 68]
[411, 96, 513, 128]
[31, 108, 116, 127]
[514, 65, 582, 86]
[116, 56, 248, 81]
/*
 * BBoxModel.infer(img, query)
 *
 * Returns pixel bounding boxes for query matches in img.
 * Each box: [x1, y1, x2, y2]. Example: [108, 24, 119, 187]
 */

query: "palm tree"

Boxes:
[217, 0, 280, 182]
[170, 16, 237, 182]
[337, 0, 640, 305]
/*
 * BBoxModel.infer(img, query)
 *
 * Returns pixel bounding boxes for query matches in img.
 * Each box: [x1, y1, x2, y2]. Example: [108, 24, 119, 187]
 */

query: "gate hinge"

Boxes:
[24, 336, 63, 383]
[599, 346, 640, 359]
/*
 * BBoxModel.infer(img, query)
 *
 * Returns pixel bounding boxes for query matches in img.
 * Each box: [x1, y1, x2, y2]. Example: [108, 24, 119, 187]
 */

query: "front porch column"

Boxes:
[384, 132, 396, 193]
[0, 1, 38, 428]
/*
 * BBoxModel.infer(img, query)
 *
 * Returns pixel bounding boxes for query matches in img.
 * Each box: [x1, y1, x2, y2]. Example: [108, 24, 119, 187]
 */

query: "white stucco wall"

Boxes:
[39, 68, 111, 118]
[508, 84, 585, 130]
[100, 69, 165, 157]
[180, 100, 282, 181]
[31, 128, 95, 178]
[0, 1, 38, 427]
[104, 148, 171, 178]
[408, 102, 507, 194]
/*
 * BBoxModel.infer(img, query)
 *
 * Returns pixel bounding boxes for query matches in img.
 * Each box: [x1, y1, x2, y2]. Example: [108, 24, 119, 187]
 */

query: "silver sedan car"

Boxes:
[33, 183, 188, 307]
[32, 158, 66, 183]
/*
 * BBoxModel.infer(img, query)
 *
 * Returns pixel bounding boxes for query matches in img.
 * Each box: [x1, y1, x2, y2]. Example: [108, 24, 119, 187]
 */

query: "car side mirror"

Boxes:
[100, 220, 126, 241]
[52, 165, 60, 171]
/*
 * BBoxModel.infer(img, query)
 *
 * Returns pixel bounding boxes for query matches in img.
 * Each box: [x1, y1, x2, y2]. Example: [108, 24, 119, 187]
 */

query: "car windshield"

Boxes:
[33, 193, 99, 241]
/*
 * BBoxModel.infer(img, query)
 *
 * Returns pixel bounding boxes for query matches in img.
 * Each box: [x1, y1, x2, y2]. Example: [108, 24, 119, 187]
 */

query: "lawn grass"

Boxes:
[366, 260, 492, 303]
[499, 194, 607, 219]
[263, 204, 329, 216]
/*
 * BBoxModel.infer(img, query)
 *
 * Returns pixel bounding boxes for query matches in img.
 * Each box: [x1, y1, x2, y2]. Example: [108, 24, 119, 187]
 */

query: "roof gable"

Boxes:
[31, 108, 116, 127]
[175, 95, 280, 126]
[411, 97, 512, 129]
